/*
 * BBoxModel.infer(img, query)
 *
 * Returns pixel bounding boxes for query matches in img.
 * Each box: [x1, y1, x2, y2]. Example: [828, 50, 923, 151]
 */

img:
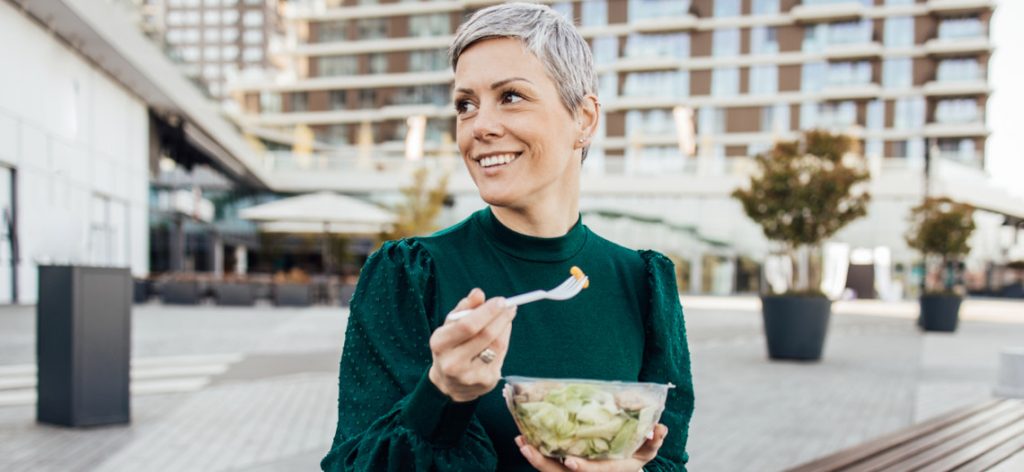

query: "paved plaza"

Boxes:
[0, 297, 1021, 471]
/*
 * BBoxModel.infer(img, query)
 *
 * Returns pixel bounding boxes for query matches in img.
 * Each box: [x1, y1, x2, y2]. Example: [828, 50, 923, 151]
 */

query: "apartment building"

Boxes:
[137, 0, 283, 100]
[227, 0, 1023, 296]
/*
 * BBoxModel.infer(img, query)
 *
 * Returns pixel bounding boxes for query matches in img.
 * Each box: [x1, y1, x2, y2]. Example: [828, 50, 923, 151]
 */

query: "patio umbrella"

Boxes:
[239, 192, 395, 274]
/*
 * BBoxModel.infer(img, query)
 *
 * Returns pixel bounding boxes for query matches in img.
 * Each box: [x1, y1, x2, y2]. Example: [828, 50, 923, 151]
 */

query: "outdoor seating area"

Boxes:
[787, 399, 1024, 471]
[134, 273, 357, 307]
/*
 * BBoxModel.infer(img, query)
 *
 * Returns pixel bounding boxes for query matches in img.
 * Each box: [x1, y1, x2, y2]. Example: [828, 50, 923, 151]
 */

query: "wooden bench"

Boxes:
[785, 398, 1024, 472]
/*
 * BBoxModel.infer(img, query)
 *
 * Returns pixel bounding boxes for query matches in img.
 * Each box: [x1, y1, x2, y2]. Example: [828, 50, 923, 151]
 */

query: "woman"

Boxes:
[321, 3, 693, 471]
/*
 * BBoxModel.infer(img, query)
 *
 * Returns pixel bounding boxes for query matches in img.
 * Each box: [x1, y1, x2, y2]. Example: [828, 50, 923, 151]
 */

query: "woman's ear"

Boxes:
[574, 94, 600, 149]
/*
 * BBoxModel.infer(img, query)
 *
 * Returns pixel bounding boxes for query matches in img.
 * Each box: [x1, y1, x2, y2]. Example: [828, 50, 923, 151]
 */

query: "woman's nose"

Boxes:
[472, 105, 503, 141]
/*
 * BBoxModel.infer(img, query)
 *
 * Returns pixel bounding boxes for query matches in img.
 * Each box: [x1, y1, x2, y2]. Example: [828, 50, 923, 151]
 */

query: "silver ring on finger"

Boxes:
[477, 347, 497, 364]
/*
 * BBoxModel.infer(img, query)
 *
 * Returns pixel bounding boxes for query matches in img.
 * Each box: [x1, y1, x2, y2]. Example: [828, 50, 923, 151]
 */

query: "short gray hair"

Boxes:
[449, 2, 598, 118]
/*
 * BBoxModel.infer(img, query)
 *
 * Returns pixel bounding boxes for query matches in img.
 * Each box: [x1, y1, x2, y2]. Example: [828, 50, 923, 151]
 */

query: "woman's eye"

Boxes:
[455, 100, 477, 114]
[501, 91, 523, 104]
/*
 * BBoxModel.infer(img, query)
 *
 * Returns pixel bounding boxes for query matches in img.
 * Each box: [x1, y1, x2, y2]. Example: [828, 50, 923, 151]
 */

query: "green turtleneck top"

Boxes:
[321, 208, 694, 471]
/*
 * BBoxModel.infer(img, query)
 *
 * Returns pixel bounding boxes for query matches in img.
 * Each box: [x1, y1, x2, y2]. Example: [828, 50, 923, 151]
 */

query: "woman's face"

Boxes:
[453, 38, 589, 211]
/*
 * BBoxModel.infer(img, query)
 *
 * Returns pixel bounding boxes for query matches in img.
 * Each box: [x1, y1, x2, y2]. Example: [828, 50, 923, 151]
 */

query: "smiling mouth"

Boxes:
[477, 153, 521, 169]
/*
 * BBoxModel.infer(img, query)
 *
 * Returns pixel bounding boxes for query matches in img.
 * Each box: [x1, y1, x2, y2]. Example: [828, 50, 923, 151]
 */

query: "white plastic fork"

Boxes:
[446, 274, 589, 321]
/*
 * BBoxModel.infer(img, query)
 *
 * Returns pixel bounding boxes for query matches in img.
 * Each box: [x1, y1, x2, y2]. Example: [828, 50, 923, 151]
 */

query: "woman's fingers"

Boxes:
[447, 303, 515, 363]
[631, 424, 668, 463]
[517, 441, 568, 472]
[430, 293, 506, 353]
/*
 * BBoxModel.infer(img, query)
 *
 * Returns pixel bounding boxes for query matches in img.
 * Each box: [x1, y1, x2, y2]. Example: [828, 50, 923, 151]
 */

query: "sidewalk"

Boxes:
[0, 298, 1021, 471]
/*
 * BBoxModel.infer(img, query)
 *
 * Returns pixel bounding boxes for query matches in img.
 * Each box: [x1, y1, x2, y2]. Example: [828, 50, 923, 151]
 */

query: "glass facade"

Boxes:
[938, 16, 984, 40]
[711, 68, 740, 97]
[884, 17, 915, 48]
[623, 71, 688, 98]
[750, 27, 779, 55]
[625, 33, 689, 59]
[882, 58, 913, 89]
[712, 28, 741, 57]
[749, 65, 778, 95]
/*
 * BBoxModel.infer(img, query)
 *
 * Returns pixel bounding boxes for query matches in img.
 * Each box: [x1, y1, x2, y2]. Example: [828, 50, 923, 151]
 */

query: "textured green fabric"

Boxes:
[321, 208, 694, 471]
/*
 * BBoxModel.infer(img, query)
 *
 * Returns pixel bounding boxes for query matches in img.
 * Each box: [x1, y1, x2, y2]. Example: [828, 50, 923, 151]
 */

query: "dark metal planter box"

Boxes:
[37, 265, 131, 427]
[214, 283, 256, 306]
[160, 281, 200, 305]
[132, 279, 149, 304]
[919, 294, 962, 332]
[761, 295, 832, 361]
[274, 283, 312, 307]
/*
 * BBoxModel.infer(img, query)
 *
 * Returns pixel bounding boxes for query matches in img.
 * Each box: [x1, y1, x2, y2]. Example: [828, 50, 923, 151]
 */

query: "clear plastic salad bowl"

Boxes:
[503, 376, 673, 460]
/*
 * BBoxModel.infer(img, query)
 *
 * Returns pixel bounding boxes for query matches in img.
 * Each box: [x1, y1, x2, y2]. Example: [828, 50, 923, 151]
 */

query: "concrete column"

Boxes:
[235, 245, 247, 276]
[689, 254, 703, 294]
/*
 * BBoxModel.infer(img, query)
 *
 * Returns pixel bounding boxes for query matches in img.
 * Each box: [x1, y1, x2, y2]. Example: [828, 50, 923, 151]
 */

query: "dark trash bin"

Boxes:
[37, 265, 131, 427]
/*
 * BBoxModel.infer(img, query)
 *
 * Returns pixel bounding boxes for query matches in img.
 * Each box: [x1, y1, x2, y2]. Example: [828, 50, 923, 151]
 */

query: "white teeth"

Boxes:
[479, 153, 518, 168]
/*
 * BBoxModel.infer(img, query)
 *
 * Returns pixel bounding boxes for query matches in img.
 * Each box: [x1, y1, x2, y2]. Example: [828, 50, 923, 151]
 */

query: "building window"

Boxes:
[761, 104, 789, 133]
[223, 28, 239, 42]
[592, 36, 619, 65]
[180, 47, 200, 61]
[359, 90, 376, 108]
[625, 33, 688, 59]
[550, 2, 573, 21]
[204, 47, 219, 60]
[817, 101, 857, 129]
[752, 0, 779, 15]
[623, 71, 688, 98]
[867, 99, 884, 130]
[938, 16, 984, 40]
[803, 20, 871, 52]
[409, 13, 450, 37]
[204, 10, 220, 25]
[884, 17, 914, 47]
[711, 67, 740, 97]
[750, 27, 778, 55]
[893, 97, 925, 130]
[936, 138, 977, 164]
[827, 61, 872, 87]
[935, 99, 979, 123]
[243, 47, 262, 61]
[222, 10, 239, 24]
[882, 58, 912, 89]
[885, 0, 914, 4]
[937, 58, 981, 81]
[317, 21, 347, 43]
[205, 28, 221, 42]
[317, 56, 358, 76]
[243, 11, 263, 27]
[714, 0, 740, 17]
[243, 30, 263, 44]
[357, 18, 388, 40]
[369, 53, 388, 74]
[628, 0, 691, 21]
[581, 0, 608, 27]
[409, 49, 447, 72]
[626, 109, 675, 136]
[203, 65, 220, 79]
[712, 28, 740, 57]
[599, 73, 617, 99]
[290, 92, 308, 112]
[749, 65, 778, 95]
[698, 107, 725, 135]
[222, 46, 239, 60]
[802, 62, 826, 92]
[329, 90, 347, 109]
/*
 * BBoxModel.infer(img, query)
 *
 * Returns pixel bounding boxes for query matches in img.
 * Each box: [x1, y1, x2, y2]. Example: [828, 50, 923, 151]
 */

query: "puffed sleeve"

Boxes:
[320, 240, 497, 471]
[637, 250, 695, 472]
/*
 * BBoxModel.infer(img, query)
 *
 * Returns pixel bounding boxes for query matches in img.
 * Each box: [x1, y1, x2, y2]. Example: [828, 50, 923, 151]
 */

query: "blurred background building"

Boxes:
[0, 0, 1021, 303]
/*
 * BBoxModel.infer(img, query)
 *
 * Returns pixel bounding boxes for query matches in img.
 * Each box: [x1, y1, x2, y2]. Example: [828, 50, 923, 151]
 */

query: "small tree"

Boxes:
[732, 130, 871, 295]
[905, 197, 975, 294]
[381, 166, 450, 242]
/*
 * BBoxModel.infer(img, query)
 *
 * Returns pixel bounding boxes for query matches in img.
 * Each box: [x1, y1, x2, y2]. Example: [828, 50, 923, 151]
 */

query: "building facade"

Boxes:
[227, 0, 1022, 296]
[137, 0, 283, 100]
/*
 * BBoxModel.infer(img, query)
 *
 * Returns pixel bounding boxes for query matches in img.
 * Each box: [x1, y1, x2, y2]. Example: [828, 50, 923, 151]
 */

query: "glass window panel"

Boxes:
[715, 0, 741, 18]
[409, 49, 448, 72]
[867, 99, 884, 130]
[550, 2, 573, 21]
[938, 16, 983, 40]
[592, 36, 618, 65]
[369, 53, 388, 74]
[712, 28, 740, 57]
[751, 27, 779, 55]
[749, 65, 778, 95]
[629, 0, 691, 21]
[317, 56, 358, 76]
[581, 0, 608, 27]
[712, 68, 740, 97]
[625, 33, 689, 59]
[893, 97, 925, 129]
[937, 58, 980, 81]
[752, 0, 779, 15]
[884, 17, 914, 47]
[882, 58, 912, 89]
[316, 21, 347, 42]
[935, 98, 979, 123]
[357, 18, 388, 39]
[409, 13, 450, 37]
[802, 62, 826, 92]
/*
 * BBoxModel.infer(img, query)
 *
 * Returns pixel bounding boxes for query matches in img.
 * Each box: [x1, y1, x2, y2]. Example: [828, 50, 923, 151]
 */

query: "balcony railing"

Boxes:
[791, 1, 867, 23]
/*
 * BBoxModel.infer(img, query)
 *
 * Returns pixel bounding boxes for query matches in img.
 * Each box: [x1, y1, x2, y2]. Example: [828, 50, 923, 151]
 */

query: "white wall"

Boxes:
[0, 1, 150, 304]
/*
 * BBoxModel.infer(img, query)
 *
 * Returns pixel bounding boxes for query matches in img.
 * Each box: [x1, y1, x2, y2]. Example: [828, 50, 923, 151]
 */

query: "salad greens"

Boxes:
[511, 383, 660, 459]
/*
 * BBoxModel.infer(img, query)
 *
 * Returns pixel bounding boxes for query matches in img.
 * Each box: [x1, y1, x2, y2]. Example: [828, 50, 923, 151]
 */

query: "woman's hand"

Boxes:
[428, 288, 516, 402]
[516, 424, 669, 472]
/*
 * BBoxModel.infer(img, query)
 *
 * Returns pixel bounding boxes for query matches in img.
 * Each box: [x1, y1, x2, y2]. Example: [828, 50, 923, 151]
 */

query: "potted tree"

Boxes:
[905, 197, 975, 332]
[733, 130, 871, 360]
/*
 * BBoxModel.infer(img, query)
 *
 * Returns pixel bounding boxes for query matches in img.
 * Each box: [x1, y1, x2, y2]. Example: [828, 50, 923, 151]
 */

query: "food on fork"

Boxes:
[570, 266, 590, 289]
